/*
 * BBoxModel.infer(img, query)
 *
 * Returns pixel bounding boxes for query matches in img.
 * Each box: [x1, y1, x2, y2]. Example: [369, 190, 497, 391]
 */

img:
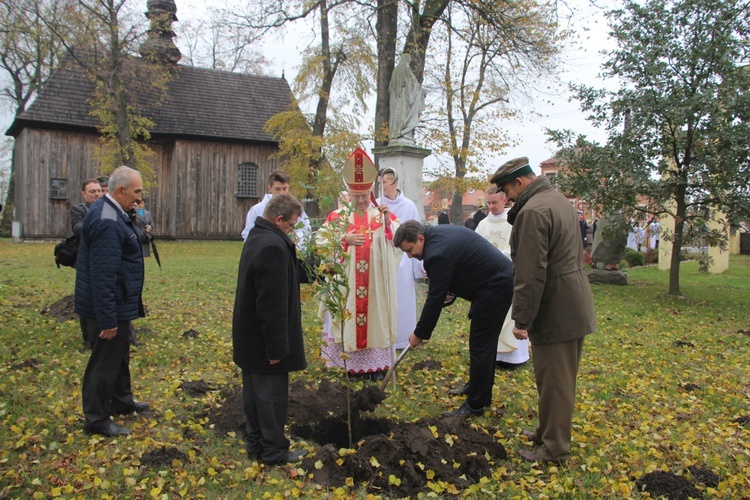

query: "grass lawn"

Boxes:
[1, 239, 749, 498]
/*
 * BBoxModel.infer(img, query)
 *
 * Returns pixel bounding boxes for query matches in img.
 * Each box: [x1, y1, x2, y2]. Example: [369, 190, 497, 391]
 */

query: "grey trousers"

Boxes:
[531, 337, 585, 461]
[241, 370, 290, 463]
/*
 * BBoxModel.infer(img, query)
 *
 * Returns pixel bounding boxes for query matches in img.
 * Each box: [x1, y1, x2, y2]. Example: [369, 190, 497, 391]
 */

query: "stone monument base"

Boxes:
[373, 144, 431, 222]
[588, 269, 628, 286]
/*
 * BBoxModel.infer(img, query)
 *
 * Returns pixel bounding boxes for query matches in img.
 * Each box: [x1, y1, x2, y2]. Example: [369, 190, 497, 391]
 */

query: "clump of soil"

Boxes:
[635, 470, 702, 499]
[674, 340, 695, 348]
[680, 383, 700, 392]
[687, 466, 719, 488]
[182, 329, 199, 338]
[10, 358, 41, 370]
[207, 386, 245, 434]
[302, 416, 506, 497]
[141, 446, 189, 468]
[411, 359, 442, 371]
[180, 380, 218, 396]
[41, 295, 78, 322]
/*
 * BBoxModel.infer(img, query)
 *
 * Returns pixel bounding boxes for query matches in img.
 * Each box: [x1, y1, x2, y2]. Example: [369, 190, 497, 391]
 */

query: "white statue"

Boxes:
[388, 54, 425, 146]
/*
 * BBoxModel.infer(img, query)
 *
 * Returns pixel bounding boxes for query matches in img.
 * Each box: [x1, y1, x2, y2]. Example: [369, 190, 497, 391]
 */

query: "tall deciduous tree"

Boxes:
[549, 0, 750, 295]
[237, 0, 375, 215]
[423, 0, 563, 224]
[0, 0, 67, 235]
[47, 0, 173, 182]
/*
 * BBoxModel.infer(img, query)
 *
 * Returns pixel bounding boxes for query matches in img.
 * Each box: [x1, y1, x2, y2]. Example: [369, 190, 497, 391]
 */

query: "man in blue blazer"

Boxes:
[76, 166, 148, 437]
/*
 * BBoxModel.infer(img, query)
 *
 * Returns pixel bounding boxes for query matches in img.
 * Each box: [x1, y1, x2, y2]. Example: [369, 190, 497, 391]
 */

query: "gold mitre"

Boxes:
[342, 148, 377, 193]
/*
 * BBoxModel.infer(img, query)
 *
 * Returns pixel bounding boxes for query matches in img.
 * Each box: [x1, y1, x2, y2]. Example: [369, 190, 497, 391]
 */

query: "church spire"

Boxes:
[139, 0, 181, 64]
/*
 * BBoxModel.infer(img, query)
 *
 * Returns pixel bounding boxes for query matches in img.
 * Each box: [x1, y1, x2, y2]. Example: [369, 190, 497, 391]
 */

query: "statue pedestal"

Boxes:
[373, 144, 431, 221]
[588, 269, 628, 286]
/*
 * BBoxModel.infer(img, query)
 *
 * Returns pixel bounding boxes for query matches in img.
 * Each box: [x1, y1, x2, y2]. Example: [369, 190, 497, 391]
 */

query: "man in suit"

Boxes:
[71, 179, 102, 349]
[491, 156, 596, 463]
[394, 220, 514, 417]
[233, 194, 309, 466]
[76, 166, 149, 437]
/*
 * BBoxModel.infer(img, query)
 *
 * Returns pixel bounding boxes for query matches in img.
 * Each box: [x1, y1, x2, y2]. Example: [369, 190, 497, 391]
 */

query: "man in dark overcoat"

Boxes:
[491, 157, 597, 463]
[76, 166, 148, 437]
[394, 221, 514, 417]
[232, 194, 309, 466]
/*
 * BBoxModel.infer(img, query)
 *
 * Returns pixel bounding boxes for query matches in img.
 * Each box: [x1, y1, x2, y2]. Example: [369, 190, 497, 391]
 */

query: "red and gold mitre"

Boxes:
[342, 148, 377, 193]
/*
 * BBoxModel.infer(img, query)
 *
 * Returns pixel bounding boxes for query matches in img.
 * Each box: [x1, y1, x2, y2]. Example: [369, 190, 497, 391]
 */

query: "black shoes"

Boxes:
[84, 422, 131, 437]
[443, 403, 484, 418]
[263, 449, 308, 466]
[113, 401, 150, 415]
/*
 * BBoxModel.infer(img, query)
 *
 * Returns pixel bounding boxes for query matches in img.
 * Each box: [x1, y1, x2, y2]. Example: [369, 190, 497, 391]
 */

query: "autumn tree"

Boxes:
[548, 0, 750, 295]
[422, 0, 563, 224]
[236, 0, 375, 216]
[46, 0, 175, 183]
[0, 0, 68, 235]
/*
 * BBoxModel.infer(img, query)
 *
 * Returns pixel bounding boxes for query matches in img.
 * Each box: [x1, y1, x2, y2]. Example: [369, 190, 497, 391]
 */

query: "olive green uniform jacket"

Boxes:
[508, 177, 596, 345]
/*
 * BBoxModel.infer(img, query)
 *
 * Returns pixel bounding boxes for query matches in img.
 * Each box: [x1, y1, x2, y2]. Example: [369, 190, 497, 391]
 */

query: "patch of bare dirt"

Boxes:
[141, 446, 189, 468]
[180, 380, 218, 396]
[209, 379, 507, 497]
[635, 470, 703, 499]
[41, 295, 77, 322]
[10, 358, 41, 370]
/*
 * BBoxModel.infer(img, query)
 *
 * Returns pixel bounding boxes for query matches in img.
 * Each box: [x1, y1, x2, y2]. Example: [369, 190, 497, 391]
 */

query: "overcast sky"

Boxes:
[1, 0, 619, 180]
[176, 0, 619, 175]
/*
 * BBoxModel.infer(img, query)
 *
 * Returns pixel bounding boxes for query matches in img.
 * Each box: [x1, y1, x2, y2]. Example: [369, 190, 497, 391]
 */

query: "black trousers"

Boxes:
[79, 315, 91, 347]
[81, 319, 135, 428]
[465, 294, 511, 410]
[242, 370, 290, 463]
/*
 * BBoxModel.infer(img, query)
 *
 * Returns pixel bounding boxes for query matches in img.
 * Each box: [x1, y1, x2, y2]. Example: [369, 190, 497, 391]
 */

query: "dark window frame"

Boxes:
[50, 177, 68, 200]
[236, 162, 260, 198]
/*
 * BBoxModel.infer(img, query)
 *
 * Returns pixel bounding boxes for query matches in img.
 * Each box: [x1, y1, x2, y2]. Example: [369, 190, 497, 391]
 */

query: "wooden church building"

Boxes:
[5, 0, 291, 240]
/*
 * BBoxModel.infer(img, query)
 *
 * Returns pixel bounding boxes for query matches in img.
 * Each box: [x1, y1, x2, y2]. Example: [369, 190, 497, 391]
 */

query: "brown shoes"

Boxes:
[517, 448, 569, 465]
[521, 429, 542, 445]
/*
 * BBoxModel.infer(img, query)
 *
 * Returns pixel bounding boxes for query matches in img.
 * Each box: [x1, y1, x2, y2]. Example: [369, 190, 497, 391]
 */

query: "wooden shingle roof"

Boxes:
[6, 60, 292, 143]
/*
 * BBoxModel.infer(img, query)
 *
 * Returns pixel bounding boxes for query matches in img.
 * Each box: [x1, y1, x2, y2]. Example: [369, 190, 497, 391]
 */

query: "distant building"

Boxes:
[422, 187, 488, 225]
[5, 0, 291, 239]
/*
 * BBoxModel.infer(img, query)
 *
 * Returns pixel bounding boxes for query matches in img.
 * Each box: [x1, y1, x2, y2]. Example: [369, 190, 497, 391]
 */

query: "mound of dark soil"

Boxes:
[635, 470, 702, 499]
[302, 416, 506, 497]
[180, 380, 218, 396]
[207, 386, 245, 434]
[141, 446, 189, 468]
[208, 379, 507, 497]
[288, 380, 386, 448]
[41, 295, 77, 322]
[686, 466, 719, 488]
[411, 359, 442, 370]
